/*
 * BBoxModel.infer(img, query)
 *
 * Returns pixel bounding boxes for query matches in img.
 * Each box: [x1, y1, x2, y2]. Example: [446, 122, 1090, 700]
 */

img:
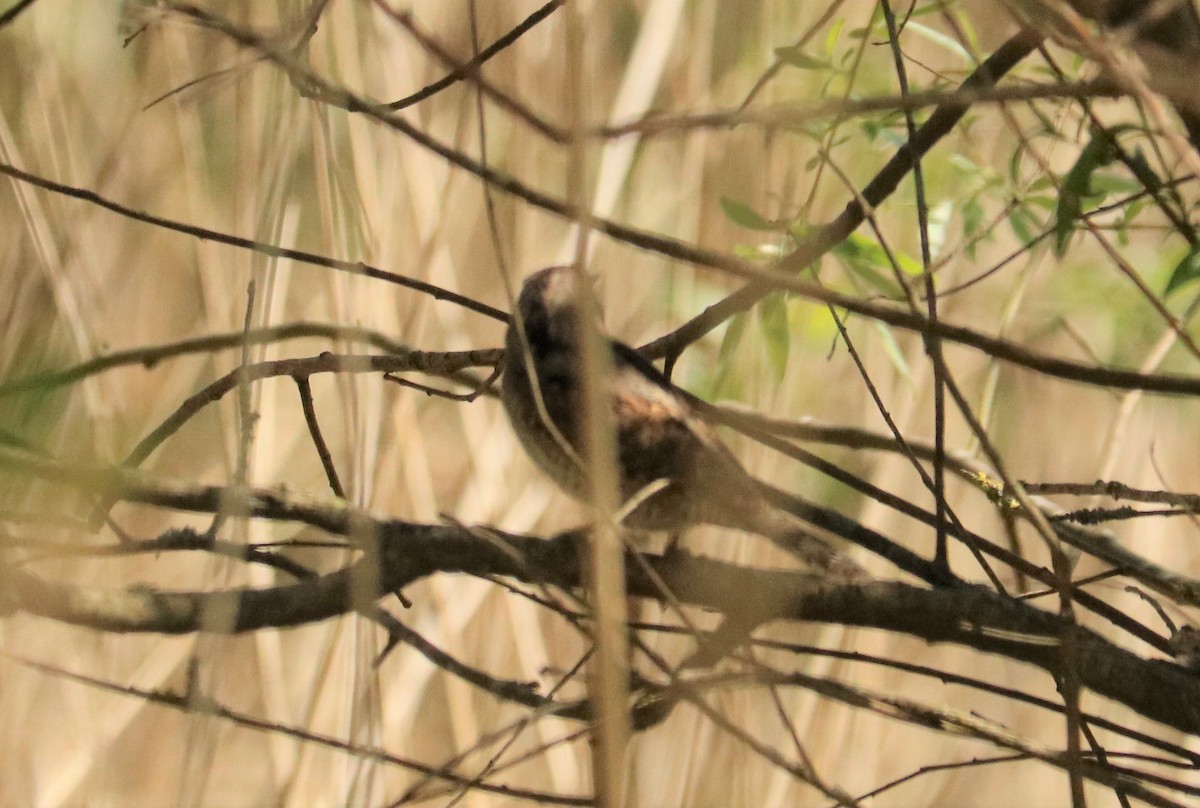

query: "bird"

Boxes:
[500, 266, 866, 581]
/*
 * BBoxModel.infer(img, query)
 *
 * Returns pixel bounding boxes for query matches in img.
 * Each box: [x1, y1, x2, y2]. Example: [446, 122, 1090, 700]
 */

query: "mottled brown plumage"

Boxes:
[501, 266, 865, 580]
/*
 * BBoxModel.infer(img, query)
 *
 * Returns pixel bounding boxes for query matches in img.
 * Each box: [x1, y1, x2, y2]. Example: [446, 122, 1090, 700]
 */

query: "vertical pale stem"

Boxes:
[565, 3, 631, 805]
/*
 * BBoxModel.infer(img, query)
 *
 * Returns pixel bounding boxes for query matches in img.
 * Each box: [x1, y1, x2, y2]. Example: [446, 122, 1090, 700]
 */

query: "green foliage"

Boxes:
[904, 21, 972, 62]
[872, 319, 914, 388]
[1054, 130, 1120, 255]
[1053, 125, 1159, 257]
[1165, 245, 1200, 296]
[832, 232, 920, 298]
[772, 46, 829, 71]
[719, 196, 778, 231]
[758, 291, 790, 380]
[713, 310, 748, 398]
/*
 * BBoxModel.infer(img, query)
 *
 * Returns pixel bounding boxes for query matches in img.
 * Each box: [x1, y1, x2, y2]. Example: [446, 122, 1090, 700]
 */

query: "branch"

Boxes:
[7, 29, 1200, 394]
[641, 27, 1044, 364]
[5, 521, 1200, 737]
[0, 162, 507, 323]
[4, 654, 590, 806]
[120, 350, 497, 469]
[0, 322, 440, 397]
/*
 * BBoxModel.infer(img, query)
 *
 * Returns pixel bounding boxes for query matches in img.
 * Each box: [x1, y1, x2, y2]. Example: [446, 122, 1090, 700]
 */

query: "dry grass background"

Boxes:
[0, 0, 1198, 805]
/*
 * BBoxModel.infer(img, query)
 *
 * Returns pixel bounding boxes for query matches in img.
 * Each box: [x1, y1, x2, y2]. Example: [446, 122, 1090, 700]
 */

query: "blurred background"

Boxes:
[0, 0, 1197, 805]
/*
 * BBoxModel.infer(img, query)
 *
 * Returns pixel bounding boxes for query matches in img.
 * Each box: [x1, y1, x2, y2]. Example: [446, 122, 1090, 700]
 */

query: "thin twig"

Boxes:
[377, 0, 565, 113]
[294, 376, 345, 499]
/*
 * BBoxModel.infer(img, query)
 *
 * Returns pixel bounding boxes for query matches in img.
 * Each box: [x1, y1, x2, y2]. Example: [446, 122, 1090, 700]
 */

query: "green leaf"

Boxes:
[713, 312, 748, 397]
[1026, 175, 1056, 193]
[835, 232, 921, 290]
[719, 196, 777, 230]
[927, 200, 953, 261]
[1053, 192, 1081, 256]
[1119, 197, 1148, 231]
[962, 197, 983, 246]
[908, 3, 944, 17]
[1088, 172, 1142, 196]
[1008, 143, 1027, 184]
[1024, 195, 1057, 212]
[874, 320, 913, 387]
[732, 243, 784, 260]
[904, 21, 970, 63]
[774, 46, 829, 70]
[1054, 130, 1120, 256]
[834, 235, 900, 296]
[949, 7, 980, 52]
[1008, 205, 1037, 245]
[1165, 246, 1200, 296]
[758, 292, 790, 380]
[849, 260, 904, 298]
[824, 19, 844, 54]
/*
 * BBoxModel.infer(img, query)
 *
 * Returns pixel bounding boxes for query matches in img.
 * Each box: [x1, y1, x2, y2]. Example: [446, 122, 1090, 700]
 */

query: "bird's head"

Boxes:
[511, 266, 599, 347]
